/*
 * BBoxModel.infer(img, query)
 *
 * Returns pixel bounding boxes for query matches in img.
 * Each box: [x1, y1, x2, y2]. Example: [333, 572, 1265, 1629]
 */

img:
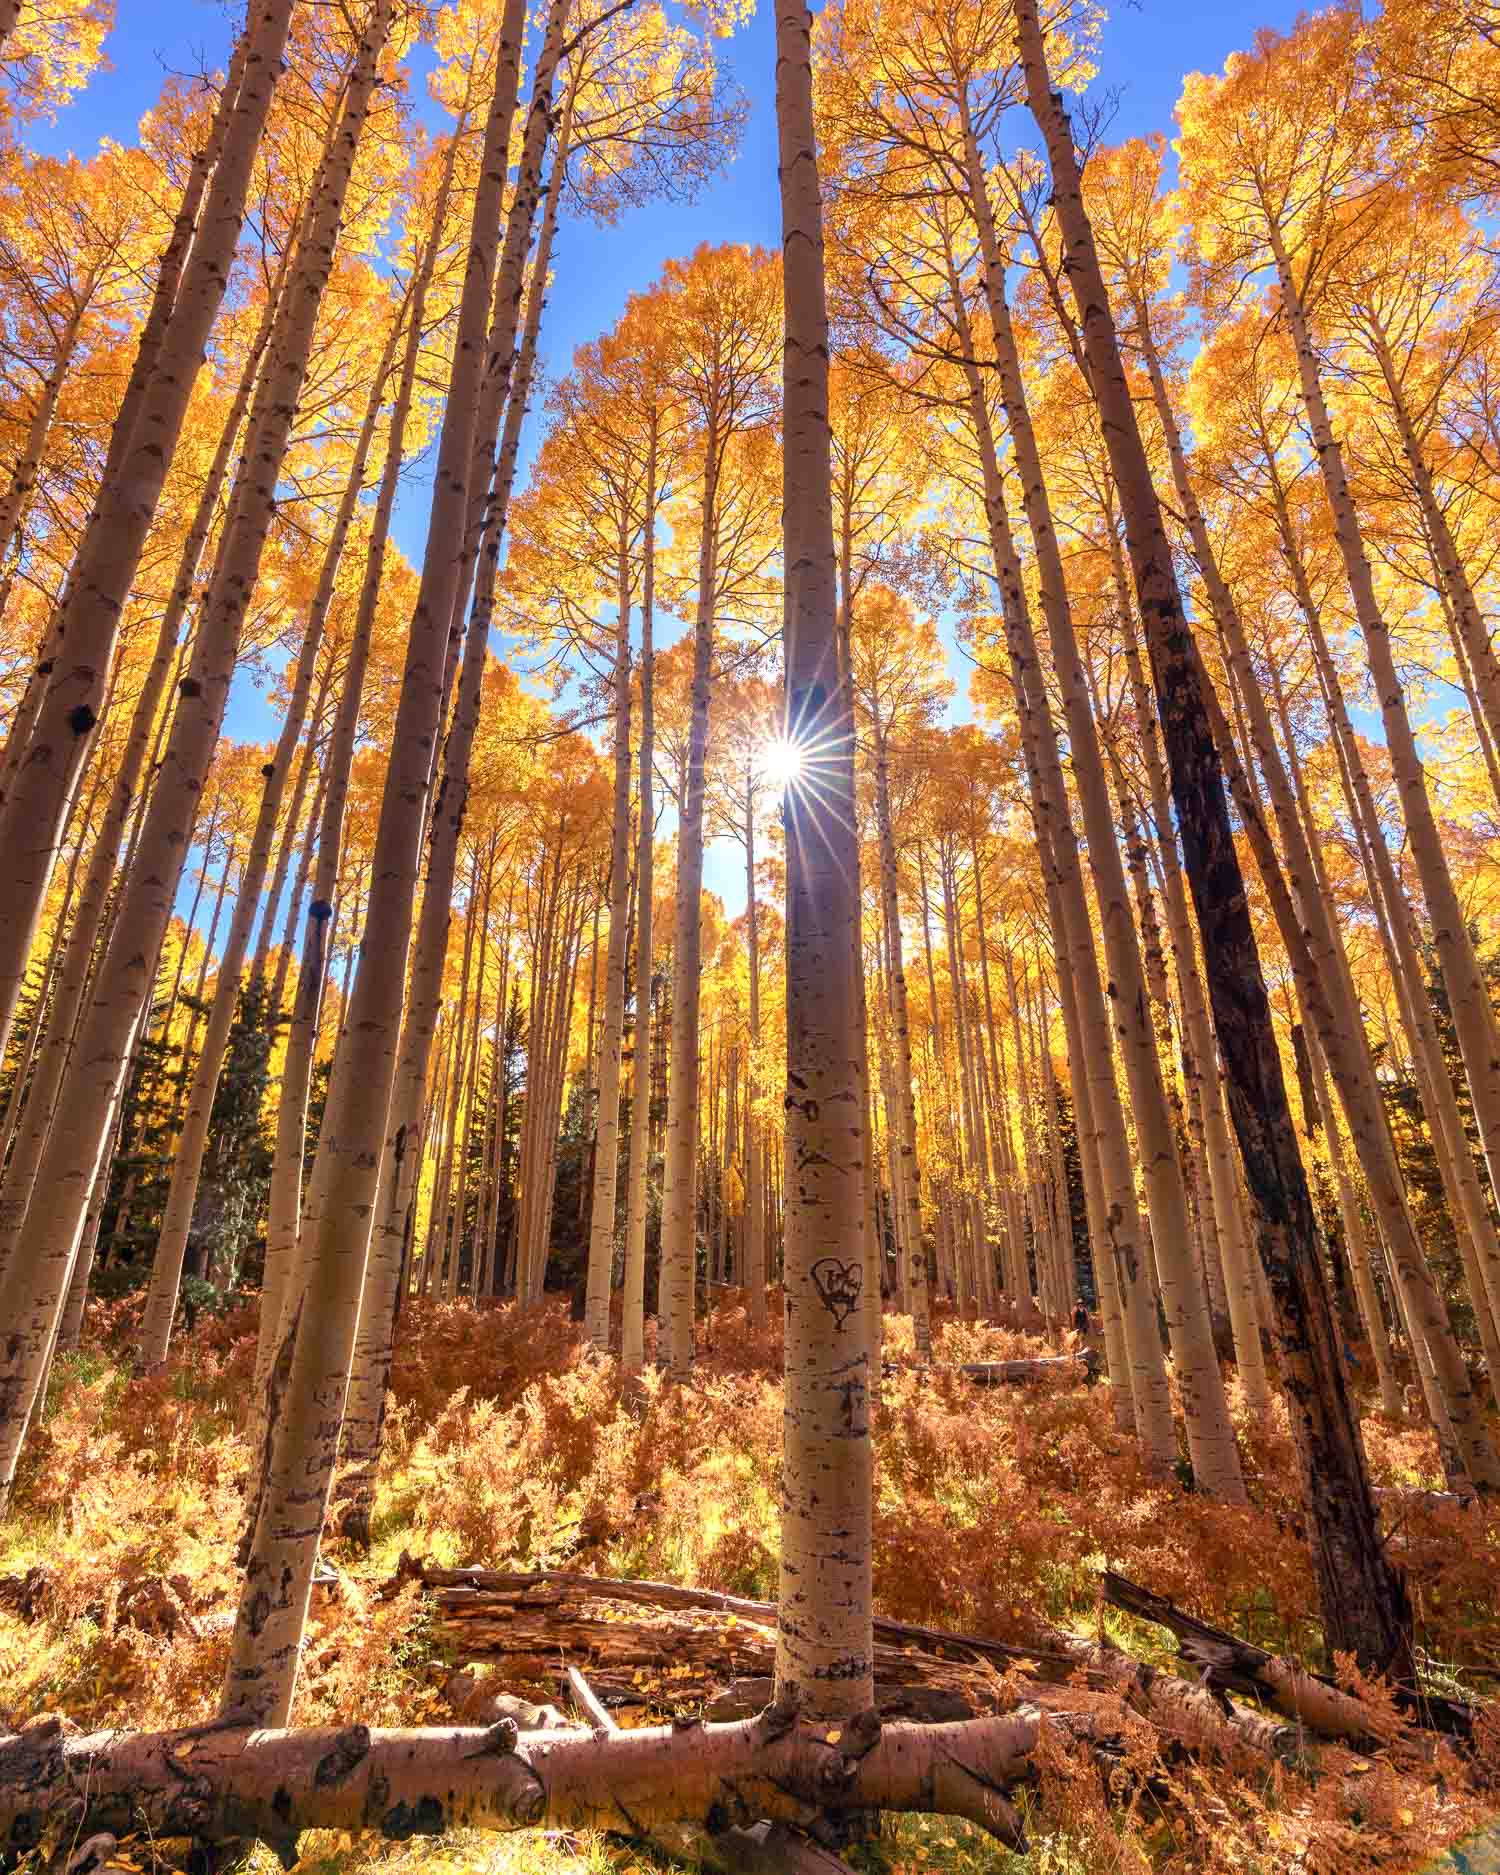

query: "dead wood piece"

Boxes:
[1101, 1571, 1413, 1743]
[1049, 1632, 1301, 1762]
[412, 1563, 1321, 1764]
[441, 1673, 567, 1730]
[393, 1560, 1071, 1676]
[711, 1821, 858, 1874]
[429, 1593, 1009, 1719]
[703, 1678, 977, 1726]
[958, 1352, 1099, 1387]
[566, 1666, 617, 1732]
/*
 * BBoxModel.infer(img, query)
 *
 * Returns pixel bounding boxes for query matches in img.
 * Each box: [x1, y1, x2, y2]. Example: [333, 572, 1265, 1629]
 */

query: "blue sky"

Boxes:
[28, 0, 1303, 919]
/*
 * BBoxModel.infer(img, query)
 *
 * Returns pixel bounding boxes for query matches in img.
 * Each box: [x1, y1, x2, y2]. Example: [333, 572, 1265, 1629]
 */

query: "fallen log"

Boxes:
[0, 1706, 1097, 1856]
[404, 1564, 1298, 1762]
[958, 1352, 1099, 1387]
[426, 1585, 1017, 1721]
[387, 1558, 1071, 1675]
[1101, 1571, 1472, 1741]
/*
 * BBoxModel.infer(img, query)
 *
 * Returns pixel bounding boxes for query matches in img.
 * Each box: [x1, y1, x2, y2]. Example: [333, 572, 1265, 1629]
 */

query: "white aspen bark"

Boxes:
[1135, 279, 1492, 1469]
[251, 701, 329, 996]
[774, 0, 874, 1717]
[1361, 312, 1500, 766]
[621, 427, 657, 1369]
[223, 0, 543, 1723]
[1298, 615, 1500, 1373]
[0, 7, 390, 1509]
[1305, 1020, 1407, 1418]
[1110, 596, 1272, 1415]
[142, 611, 341, 1361]
[1270, 228, 1500, 1322]
[0, 764, 94, 1168]
[0, 271, 277, 1284]
[961, 120, 1241, 1498]
[942, 247, 1165, 1456]
[871, 722, 929, 1356]
[337, 67, 571, 1503]
[659, 449, 718, 1378]
[0, 34, 248, 800]
[266, 755, 328, 1018]
[476, 879, 515, 1294]
[257, 141, 456, 1408]
[583, 554, 633, 1346]
[453, 847, 496, 1295]
[742, 763, 768, 1325]
[0, 0, 296, 1067]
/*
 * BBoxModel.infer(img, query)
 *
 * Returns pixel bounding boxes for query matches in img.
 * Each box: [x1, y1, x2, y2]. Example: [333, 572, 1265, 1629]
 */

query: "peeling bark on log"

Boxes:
[0, 1709, 1086, 1852]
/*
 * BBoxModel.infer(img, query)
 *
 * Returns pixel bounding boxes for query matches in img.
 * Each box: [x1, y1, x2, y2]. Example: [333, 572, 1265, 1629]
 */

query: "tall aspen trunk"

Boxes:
[960, 118, 1242, 1497]
[0, 271, 278, 1285]
[333, 67, 571, 1527]
[1273, 657, 1500, 1382]
[942, 242, 1166, 1457]
[266, 755, 328, 1018]
[621, 425, 658, 1371]
[1018, 0, 1417, 1672]
[872, 722, 929, 1355]
[1269, 227, 1500, 1354]
[1135, 262, 1493, 1479]
[742, 762, 768, 1326]
[0, 763, 95, 1170]
[143, 484, 356, 1363]
[1305, 1020, 1407, 1418]
[659, 448, 720, 1379]
[256, 137, 459, 1413]
[1361, 311, 1500, 767]
[773, 0, 874, 1723]
[0, 0, 297, 1067]
[222, 0, 543, 1723]
[1299, 612, 1500, 1375]
[453, 848, 496, 1295]
[0, 7, 390, 1510]
[1110, 593, 1272, 1414]
[583, 545, 634, 1346]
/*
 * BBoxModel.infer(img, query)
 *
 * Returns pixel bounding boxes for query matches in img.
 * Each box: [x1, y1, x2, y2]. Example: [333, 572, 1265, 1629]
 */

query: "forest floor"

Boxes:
[3, 1295, 1499, 1874]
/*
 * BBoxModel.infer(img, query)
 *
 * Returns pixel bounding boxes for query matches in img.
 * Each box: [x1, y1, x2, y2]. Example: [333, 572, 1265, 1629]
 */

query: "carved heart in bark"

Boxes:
[810, 1257, 863, 1328]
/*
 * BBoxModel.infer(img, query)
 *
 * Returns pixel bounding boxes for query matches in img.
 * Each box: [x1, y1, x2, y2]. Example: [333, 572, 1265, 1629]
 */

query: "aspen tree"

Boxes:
[621, 408, 661, 1370]
[1195, 327, 1498, 1477]
[1179, 24, 1500, 1421]
[0, 4, 394, 1510]
[773, 0, 874, 1725]
[939, 235, 1167, 1455]
[581, 429, 636, 1344]
[657, 245, 779, 1377]
[1018, 0, 1418, 1668]
[141, 300, 407, 1363]
[339, 39, 576, 1486]
[222, 0, 544, 1718]
[0, 0, 297, 1066]
[255, 147, 455, 1410]
[957, 139, 1244, 1494]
